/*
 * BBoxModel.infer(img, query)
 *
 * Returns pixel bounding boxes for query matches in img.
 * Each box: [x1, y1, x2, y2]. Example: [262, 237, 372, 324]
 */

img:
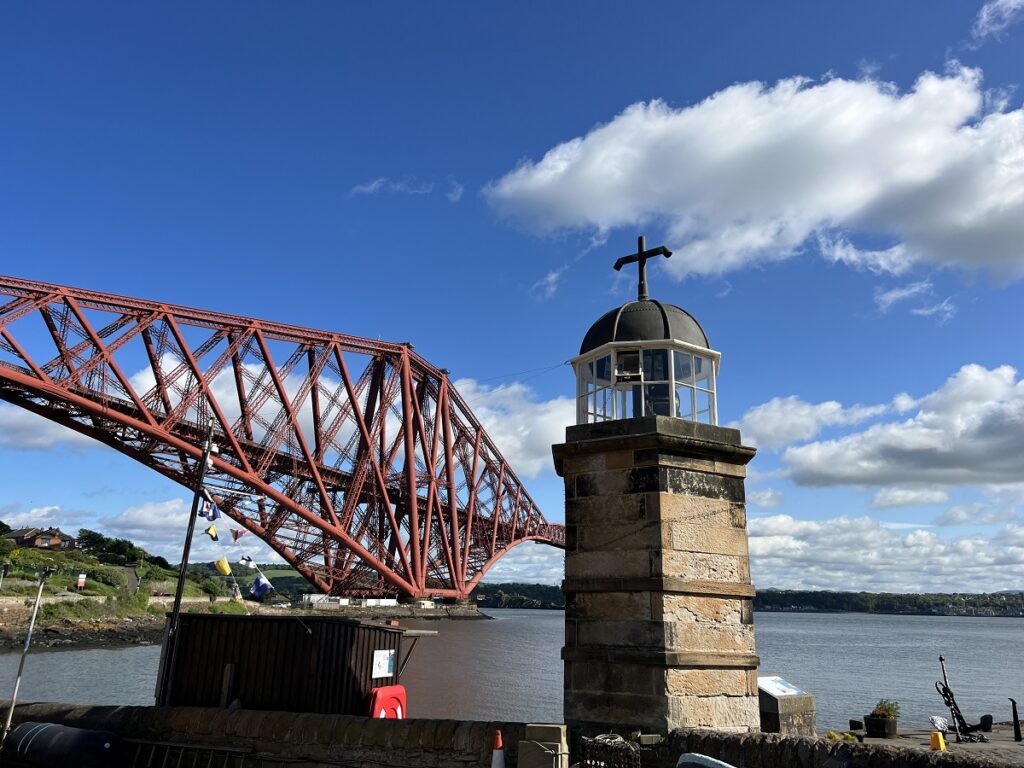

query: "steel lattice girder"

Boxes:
[0, 275, 565, 599]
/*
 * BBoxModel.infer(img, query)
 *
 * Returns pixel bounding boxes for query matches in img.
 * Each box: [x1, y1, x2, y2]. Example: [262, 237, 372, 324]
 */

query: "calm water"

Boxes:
[0, 611, 1021, 730]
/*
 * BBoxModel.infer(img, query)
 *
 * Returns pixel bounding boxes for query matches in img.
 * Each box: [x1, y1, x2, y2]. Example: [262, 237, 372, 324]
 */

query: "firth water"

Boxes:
[0, 610, 1020, 731]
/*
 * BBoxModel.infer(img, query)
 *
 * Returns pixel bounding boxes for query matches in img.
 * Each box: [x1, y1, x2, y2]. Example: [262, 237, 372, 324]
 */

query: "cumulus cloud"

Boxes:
[935, 502, 1018, 526]
[487, 66, 1024, 281]
[455, 379, 574, 478]
[0, 504, 79, 530]
[0, 406, 97, 450]
[735, 396, 886, 449]
[480, 541, 564, 585]
[972, 0, 1024, 41]
[785, 364, 1024, 487]
[871, 487, 949, 508]
[748, 489, 784, 508]
[749, 513, 1024, 591]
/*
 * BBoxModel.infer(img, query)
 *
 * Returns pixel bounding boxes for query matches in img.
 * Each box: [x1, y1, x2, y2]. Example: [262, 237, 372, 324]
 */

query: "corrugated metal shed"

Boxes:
[155, 614, 415, 715]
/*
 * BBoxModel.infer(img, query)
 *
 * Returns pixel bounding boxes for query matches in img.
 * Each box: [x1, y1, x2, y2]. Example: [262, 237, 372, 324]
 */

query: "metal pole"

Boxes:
[0, 563, 8, 592]
[1, 566, 55, 747]
[157, 418, 215, 704]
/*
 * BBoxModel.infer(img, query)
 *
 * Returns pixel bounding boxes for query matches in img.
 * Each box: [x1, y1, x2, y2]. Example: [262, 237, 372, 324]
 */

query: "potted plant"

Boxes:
[864, 699, 900, 738]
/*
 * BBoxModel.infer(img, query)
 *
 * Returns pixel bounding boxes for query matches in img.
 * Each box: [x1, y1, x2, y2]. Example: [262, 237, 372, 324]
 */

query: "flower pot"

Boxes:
[864, 715, 898, 738]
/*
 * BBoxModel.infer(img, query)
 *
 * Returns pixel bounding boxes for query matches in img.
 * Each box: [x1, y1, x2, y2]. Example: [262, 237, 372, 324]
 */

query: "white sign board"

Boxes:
[371, 649, 396, 679]
[77, 573, 87, 589]
[758, 676, 805, 697]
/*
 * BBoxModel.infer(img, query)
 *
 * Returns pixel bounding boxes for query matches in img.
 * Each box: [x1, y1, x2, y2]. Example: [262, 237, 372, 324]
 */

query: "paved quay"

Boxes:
[857, 723, 1024, 766]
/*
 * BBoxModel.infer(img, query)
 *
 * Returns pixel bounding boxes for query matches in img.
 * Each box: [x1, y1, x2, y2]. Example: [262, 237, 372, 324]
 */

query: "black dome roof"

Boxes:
[579, 300, 709, 355]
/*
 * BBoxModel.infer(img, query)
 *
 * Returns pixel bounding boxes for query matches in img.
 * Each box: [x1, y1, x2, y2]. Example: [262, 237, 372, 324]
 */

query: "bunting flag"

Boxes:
[199, 496, 221, 522]
[230, 529, 248, 545]
[249, 574, 273, 598]
[204, 524, 219, 541]
[238, 555, 257, 569]
[214, 557, 232, 576]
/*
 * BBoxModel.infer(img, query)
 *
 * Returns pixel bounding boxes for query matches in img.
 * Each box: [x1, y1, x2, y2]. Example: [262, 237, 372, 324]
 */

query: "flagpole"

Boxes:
[157, 417, 215, 704]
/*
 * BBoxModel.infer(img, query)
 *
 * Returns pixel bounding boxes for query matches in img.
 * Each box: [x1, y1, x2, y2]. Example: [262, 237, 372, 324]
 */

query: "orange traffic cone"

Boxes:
[490, 729, 505, 768]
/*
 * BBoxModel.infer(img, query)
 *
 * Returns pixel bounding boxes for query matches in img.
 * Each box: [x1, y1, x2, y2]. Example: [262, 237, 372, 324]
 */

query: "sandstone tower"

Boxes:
[555, 237, 760, 739]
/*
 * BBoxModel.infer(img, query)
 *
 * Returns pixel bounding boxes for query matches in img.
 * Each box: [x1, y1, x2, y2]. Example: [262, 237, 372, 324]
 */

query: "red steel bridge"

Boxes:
[0, 275, 564, 600]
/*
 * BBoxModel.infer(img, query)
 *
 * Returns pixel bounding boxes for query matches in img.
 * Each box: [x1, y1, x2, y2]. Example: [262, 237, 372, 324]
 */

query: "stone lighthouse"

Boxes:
[554, 236, 760, 740]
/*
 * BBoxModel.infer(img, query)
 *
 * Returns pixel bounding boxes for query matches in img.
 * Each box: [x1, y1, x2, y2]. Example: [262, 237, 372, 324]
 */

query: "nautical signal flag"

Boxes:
[249, 575, 273, 598]
[204, 525, 219, 542]
[238, 555, 256, 568]
[197, 493, 220, 524]
[231, 529, 247, 545]
[214, 558, 232, 576]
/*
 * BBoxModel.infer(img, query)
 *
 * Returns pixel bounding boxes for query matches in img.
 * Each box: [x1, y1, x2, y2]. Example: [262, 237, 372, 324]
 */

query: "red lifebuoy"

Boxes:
[368, 685, 406, 719]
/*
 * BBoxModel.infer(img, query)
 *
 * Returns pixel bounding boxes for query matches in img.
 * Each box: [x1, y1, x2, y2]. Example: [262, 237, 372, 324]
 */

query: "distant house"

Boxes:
[3, 527, 76, 551]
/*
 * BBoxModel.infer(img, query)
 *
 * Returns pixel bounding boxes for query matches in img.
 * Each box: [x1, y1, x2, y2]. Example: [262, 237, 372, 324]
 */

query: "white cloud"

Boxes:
[735, 396, 886, 449]
[871, 487, 949, 508]
[749, 513, 1024, 591]
[454, 379, 574, 478]
[785, 364, 1024, 487]
[972, 0, 1024, 41]
[349, 177, 433, 196]
[487, 66, 1024, 281]
[748, 489, 784, 508]
[0, 406, 97, 450]
[447, 180, 465, 203]
[874, 280, 933, 312]
[910, 296, 956, 323]
[935, 502, 1018, 526]
[480, 541, 564, 585]
[530, 267, 566, 301]
[0, 504, 73, 530]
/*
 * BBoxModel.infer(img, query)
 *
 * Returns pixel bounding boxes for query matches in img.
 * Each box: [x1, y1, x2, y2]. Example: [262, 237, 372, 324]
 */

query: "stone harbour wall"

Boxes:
[3, 701, 526, 768]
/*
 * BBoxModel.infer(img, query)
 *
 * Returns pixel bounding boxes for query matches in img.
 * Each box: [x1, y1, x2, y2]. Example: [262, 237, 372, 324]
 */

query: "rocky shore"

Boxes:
[0, 615, 166, 652]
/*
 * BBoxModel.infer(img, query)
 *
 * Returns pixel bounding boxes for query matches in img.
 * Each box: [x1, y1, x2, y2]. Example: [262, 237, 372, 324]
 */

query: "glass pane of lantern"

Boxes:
[596, 355, 612, 383]
[696, 389, 713, 423]
[645, 383, 671, 416]
[617, 350, 640, 377]
[674, 351, 693, 385]
[693, 355, 712, 388]
[642, 349, 669, 381]
[676, 386, 694, 420]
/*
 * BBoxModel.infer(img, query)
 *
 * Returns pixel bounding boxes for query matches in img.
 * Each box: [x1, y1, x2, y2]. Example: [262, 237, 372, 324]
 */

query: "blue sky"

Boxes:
[2, 2, 1024, 592]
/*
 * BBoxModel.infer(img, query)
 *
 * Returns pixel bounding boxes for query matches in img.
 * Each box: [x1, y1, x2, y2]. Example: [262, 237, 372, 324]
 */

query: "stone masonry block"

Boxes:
[564, 494, 648, 526]
[668, 520, 750, 557]
[566, 550, 652, 579]
[565, 689, 669, 728]
[664, 620, 756, 654]
[658, 594, 745, 625]
[657, 551, 743, 582]
[562, 449, 637, 474]
[669, 693, 760, 730]
[572, 591, 653, 621]
[579, 520, 663, 551]
[576, 619, 669, 648]
[666, 669, 750, 697]
[569, 660, 664, 696]
[651, 494, 742, 527]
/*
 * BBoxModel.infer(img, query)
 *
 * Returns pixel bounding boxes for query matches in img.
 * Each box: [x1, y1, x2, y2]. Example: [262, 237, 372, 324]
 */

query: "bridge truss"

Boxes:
[0, 275, 564, 599]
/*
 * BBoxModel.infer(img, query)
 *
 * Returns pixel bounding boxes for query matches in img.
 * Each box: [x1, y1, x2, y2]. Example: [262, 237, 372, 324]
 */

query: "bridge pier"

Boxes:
[554, 416, 760, 741]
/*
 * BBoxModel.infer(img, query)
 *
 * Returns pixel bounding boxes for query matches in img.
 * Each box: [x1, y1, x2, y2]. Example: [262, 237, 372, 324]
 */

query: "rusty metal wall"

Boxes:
[157, 614, 403, 715]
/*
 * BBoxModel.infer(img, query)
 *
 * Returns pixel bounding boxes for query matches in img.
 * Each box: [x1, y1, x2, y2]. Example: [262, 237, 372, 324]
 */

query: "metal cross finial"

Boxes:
[613, 235, 672, 301]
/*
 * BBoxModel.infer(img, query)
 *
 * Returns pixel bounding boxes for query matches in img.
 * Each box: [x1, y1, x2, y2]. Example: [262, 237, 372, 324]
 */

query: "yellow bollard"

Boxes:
[930, 731, 947, 751]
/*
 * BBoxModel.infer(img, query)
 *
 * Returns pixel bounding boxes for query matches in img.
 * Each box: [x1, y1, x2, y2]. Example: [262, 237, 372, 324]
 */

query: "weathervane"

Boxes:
[614, 235, 672, 301]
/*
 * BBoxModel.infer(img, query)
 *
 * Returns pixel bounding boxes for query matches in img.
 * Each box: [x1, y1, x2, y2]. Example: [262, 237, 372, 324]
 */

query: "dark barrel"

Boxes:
[3, 722, 123, 768]
[155, 613, 406, 714]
